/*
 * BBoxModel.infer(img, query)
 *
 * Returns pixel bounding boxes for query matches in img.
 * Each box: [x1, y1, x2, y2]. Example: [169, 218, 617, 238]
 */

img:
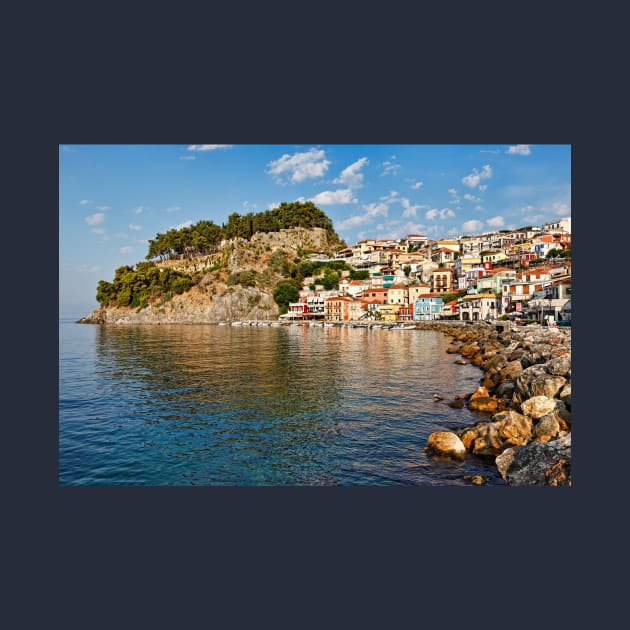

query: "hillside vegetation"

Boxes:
[92, 202, 346, 315]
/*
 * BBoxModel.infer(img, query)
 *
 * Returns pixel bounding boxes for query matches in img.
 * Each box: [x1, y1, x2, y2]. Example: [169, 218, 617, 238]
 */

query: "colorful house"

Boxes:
[414, 294, 444, 320]
[459, 293, 499, 321]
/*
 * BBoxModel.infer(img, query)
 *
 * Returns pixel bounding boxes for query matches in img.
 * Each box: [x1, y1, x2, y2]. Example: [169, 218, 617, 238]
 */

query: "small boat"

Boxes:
[393, 324, 415, 330]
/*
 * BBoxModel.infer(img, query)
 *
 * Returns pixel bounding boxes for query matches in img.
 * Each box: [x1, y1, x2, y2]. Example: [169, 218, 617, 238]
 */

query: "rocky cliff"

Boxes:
[79, 226, 339, 325]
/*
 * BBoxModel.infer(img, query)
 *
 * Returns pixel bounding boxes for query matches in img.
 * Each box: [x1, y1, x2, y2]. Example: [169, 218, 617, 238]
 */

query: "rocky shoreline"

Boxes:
[417, 321, 571, 486]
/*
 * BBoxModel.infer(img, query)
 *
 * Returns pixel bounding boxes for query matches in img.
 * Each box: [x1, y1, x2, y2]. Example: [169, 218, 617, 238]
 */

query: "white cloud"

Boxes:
[463, 193, 481, 203]
[475, 205, 484, 211]
[165, 206, 181, 213]
[172, 220, 193, 230]
[487, 216, 505, 227]
[524, 213, 544, 224]
[364, 202, 389, 217]
[333, 157, 369, 189]
[180, 155, 196, 160]
[478, 185, 487, 192]
[380, 190, 399, 203]
[380, 160, 401, 176]
[267, 148, 330, 184]
[447, 228, 460, 236]
[462, 219, 484, 233]
[552, 201, 570, 216]
[507, 144, 531, 155]
[335, 201, 389, 231]
[310, 189, 356, 205]
[133, 206, 144, 215]
[448, 188, 460, 204]
[480, 149, 501, 154]
[410, 181, 423, 190]
[242, 201, 257, 209]
[400, 198, 428, 218]
[90, 227, 105, 235]
[462, 164, 493, 189]
[119, 246, 133, 254]
[266, 201, 280, 210]
[128, 223, 142, 231]
[79, 199, 93, 205]
[85, 213, 105, 226]
[88, 265, 102, 273]
[187, 144, 233, 151]
[95, 205, 111, 211]
[425, 207, 455, 220]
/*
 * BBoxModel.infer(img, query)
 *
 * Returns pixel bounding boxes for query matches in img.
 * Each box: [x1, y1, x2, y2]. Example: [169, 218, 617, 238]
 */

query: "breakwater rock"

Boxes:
[420, 321, 572, 486]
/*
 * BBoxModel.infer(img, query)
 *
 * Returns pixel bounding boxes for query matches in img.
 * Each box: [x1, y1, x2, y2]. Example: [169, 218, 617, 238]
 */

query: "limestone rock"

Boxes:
[468, 397, 500, 413]
[495, 381, 515, 399]
[469, 386, 490, 402]
[495, 448, 516, 479]
[425, 432, 466, 460]
[529, 374, 567, 399]
[521, 395, 557, 419]
[497, 360, 524, 384]
[545, 355, 572, 377]
[533, 412, 561, 443]
[496, 410, 532, 446]
[559, 383, 571, 409]
[501, 434, 571, 486]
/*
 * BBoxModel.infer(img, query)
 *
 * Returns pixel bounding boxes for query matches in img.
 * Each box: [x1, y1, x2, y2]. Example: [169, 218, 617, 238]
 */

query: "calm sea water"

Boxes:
[59, 320, 505, 486]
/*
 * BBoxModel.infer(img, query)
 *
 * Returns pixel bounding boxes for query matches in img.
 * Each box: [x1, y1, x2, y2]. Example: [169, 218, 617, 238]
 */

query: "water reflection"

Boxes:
[59, 323, 504, 485]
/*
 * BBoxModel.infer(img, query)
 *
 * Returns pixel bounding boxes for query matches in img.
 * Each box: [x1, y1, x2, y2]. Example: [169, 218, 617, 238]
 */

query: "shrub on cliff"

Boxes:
[273, 281, 300, 314]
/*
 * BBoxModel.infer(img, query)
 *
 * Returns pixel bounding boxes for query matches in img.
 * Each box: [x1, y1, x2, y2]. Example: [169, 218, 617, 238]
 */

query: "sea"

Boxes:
[59, 319, 506, 486]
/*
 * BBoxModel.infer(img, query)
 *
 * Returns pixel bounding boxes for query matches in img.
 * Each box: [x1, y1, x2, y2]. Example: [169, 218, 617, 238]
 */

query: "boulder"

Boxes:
[559, 382, 571, 409]
[496, 360, 524, 384]
[468, 396, 500, 413]
[469, 386, 490, 402]
[447, 398, 465, 409]
[521, 395, 557, 419]
[500, 434, 571, 486]
[495, 410, 532, 446]
[460, 344, 481, 358]
[514, 364, 550, 402]
[495, 447, 516, 478]
[533, 412, 561, 443]
[529, 374, 567, 399]
[425, 432, 466, 460]
[495, 381, 515, 399]
[454, 358, 468, 365]
[545, 355, 572, 377]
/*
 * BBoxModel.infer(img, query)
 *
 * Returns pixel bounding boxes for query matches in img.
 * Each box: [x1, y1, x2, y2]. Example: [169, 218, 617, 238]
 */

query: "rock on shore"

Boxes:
[421, 321, 571, 486]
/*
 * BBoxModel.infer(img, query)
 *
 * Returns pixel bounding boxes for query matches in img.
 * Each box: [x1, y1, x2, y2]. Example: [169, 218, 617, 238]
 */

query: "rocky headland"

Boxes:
[418, 321, 571, 486]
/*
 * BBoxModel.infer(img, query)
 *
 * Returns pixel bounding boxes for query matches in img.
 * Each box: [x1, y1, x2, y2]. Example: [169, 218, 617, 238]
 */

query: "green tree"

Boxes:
[273, 281, 300, 313]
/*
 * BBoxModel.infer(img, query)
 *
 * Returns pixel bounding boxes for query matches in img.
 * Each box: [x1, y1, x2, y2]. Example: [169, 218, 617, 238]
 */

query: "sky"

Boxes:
[59, 144, 571, 318]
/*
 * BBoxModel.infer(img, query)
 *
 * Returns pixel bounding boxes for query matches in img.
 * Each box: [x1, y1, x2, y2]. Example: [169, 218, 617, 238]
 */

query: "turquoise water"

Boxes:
[59, 320, 505, 485]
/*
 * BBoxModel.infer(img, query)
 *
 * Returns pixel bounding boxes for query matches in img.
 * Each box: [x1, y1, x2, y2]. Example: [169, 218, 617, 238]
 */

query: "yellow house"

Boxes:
[387, 284, 409, 306]
[378, 303, 400, 322]
[482, 251, 508, 265]
[436, 239, 460, 253]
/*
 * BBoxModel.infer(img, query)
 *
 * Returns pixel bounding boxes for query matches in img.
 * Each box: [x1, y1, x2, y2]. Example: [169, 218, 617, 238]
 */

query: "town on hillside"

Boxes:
[285, 218, 571, 326]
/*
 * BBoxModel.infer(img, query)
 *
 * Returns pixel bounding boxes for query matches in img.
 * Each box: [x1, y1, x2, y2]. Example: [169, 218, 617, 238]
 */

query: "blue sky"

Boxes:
[59, 144, 571, 317]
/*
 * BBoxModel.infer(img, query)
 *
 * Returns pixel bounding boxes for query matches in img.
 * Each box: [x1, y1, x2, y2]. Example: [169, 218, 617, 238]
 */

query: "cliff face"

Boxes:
[80, 285, 279, 324]
[79, 227, 338, 324]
